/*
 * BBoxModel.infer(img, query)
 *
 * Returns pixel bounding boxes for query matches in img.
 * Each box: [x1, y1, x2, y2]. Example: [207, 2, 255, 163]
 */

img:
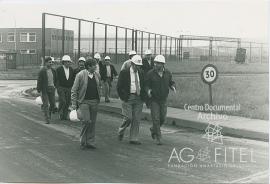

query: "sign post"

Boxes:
[201, 64, 218, 105]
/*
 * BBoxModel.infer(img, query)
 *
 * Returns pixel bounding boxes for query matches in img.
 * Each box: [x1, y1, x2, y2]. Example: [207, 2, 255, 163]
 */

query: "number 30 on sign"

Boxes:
[201, 64, 218, 84]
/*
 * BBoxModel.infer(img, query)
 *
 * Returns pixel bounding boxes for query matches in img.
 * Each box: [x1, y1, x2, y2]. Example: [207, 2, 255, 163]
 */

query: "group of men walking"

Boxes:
[37, 49, 176, 150]
[117, 50, 176, 145]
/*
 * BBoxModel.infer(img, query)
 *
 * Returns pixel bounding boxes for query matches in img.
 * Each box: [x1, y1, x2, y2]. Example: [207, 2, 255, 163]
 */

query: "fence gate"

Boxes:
[6, 53, 17, 69]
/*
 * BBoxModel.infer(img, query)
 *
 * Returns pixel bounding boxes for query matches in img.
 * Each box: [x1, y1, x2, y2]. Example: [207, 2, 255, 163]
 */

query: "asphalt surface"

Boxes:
[0, 80, 268, 183]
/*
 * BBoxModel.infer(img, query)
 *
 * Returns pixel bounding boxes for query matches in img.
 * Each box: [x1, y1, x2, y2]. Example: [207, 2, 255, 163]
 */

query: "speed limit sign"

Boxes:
[201, 64, 218, 84]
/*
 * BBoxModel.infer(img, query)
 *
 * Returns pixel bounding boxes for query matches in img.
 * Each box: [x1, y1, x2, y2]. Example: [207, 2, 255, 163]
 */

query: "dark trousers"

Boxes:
[57, 86, 71, 120]
[79, 99, 99, 146]
[104, 78, 112, 101]
[41, 86, 56, 119]
[150, 100, 167, 139]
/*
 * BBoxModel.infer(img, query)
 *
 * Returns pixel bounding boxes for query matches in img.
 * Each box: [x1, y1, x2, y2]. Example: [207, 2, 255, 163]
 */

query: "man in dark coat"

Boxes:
[145, 55, 176, 145]
[117, 55, 146, 145]
[37, 56, 57, 124]
[56, 55, 75, 120]
[142, 49, 154, 75]
[74, 57, 86, 76]
[101, 56, 118, 103]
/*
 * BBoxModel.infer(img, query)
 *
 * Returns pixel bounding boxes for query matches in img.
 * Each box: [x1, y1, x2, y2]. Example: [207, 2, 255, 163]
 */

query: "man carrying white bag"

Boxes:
[71, 59, 101, 150]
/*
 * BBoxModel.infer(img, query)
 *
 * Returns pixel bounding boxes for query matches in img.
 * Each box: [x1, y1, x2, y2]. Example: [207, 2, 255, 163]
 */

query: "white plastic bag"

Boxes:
[35, 96, 43, 105]
[69, 110, 80, 122]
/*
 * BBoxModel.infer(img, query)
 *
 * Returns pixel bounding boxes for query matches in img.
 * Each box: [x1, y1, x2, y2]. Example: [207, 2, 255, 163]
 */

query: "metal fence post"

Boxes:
[154, 34, 157, 55]
[165, 36, 167, 58]
[170, 37, 172, 57]
[180, 36, 183, 61]
[132, 29, 134, 50]
[115, 26, 118, 63]
[78, 19, 81, 59]
[209, 38, 213, 60]
[92, 22, 95, 58]
[125, 28, 127, 60]
[105, 24, 107, 55]
[160, 35, 162, 54]
[175, 38, 177, 60]
[148, 33, 150, 49]
[42, 13, 46, 60]
[141, 32, 144, 56]
[62, 17, 65, 56]
[135, 30, 138, 52]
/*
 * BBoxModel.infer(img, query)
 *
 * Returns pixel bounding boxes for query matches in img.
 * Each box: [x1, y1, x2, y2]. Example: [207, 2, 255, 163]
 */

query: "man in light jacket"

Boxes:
[71, 59, 101, 150]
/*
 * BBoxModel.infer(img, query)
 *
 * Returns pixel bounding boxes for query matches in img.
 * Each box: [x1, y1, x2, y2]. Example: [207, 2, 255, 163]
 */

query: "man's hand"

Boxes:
[172, 86, 177, 94]
[147, 89, 152, 98]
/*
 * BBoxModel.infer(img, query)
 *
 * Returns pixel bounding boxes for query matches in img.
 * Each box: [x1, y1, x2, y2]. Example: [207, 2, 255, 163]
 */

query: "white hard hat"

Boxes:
[78, 57, 86, 62]
[62, 55, 72, 62]
[131, 55, 143, 66]
[144, 49, 152, 55]
[154, 55, 166, 64]
[129, 50, 136, 56]
[35, 96, 43, 105]
[69, 110, 80, 122]
[105, 56, 110, 60]
[94, 53, 101, 59]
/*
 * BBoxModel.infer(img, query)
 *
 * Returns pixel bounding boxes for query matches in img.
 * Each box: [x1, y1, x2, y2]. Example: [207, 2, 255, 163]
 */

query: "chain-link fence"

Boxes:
[0, 12, 268, 71]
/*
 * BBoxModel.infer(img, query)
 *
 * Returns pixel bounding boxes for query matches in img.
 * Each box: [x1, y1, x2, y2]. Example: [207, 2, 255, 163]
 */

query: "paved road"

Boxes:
[0, 80, 268, 183]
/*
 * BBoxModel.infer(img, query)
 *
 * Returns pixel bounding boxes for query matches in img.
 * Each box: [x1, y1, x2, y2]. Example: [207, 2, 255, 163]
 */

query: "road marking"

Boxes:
[229, 170, 269, 183]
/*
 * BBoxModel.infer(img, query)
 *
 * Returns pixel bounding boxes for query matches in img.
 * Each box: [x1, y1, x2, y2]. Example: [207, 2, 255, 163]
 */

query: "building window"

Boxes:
[20, 49, 28, 54]
[29, 33, 36, 42]
[20, 32, 36, 42]
[29, 49, 36, 54]
[20, 49, 36, 54]
[20, 33, 28, 42]
[8, 32, 15, 42]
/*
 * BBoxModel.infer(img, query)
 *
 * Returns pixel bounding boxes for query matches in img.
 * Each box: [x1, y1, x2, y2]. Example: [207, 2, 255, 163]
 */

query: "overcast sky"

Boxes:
[0, 0, 269, 42]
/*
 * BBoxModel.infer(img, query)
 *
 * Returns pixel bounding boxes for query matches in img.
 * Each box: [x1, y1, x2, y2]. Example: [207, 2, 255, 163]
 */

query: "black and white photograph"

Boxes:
[0, 0, 269, 183]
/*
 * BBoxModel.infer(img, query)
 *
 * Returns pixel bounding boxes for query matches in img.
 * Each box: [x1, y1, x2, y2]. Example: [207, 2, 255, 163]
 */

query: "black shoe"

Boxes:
[129, 141, 142, 145]
[156, 139, 162, 145]
[45, 118, 50, 124]
[118, 134, 124, 141]
[80, 145, 87, 150]
[86, 144, 97, 149]
[150, 127, 155, 140]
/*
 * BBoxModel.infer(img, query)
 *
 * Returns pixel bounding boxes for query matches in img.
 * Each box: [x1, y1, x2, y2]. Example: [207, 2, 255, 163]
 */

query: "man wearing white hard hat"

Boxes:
[56, 55, 75, 120]
[120, 50, 136, 71]
[101, 56, 118, 103]
[74, 56, 86, 76]
[117, 55, 146, 145]
[145, 55, 176, 145]
[142, 49, 154, 74]
[37, 56, 57, 124]
[94, 53, 103, 74]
